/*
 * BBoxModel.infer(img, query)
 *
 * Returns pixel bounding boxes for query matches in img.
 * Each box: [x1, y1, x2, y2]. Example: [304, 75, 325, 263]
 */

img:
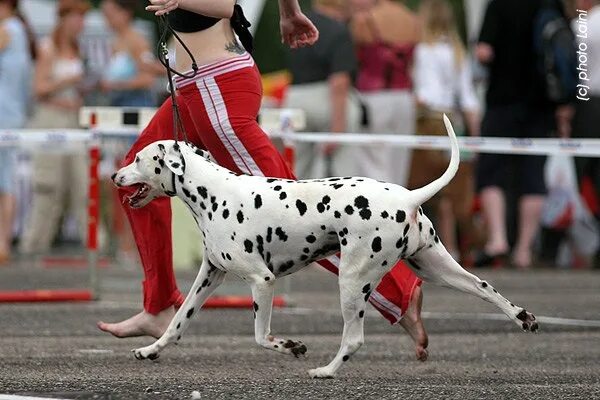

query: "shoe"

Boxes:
[473, 251, 507, 268]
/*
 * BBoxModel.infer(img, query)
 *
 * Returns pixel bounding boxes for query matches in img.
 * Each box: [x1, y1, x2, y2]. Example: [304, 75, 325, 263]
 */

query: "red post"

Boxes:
[87, 112, 100, 299]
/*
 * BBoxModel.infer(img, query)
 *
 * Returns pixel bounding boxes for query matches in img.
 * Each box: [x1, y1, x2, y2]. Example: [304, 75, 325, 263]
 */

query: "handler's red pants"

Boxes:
[119, 54, 421, 324]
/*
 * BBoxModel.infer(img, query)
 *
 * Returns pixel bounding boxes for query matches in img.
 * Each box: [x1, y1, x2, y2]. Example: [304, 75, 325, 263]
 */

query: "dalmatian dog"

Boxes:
[112, 116, 538, 378]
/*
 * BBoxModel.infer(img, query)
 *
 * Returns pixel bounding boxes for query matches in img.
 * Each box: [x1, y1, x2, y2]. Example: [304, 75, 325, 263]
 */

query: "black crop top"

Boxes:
[166, 5, 253, 53]
[167, 9, 220, 33]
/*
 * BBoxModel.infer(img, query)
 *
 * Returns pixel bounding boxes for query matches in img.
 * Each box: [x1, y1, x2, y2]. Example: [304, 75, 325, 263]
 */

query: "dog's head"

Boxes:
[112, 140, 209, 208]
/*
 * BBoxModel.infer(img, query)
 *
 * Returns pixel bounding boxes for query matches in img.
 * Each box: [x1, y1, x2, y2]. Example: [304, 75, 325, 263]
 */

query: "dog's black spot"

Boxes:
[177, 335, 181, 341]
[279, 192, 287, 200]
[343, 355, 350, 362]
[341, 238, 347, 246]
[403, 224, 410, 236]
[208, 212, 212, 220]
[295, 200, 307, 216]
[202, 278, 209, 287]
[266, 227, 273, 243]
[381, 211, 389, 219]
[226, 253, 232, 261]
[279, 260, 295, 273]
[354, 196, 369, 209]
[303, 247, 310, 254]
[253, 302, 259, 312]
[345, 205, 354, 215]
[300, 254, 309, 261]
[331, 183, 343, 189]
[322, 195, 331, 204]
[482, 282, 488, 288]
[321, 225, 326, 230]
[339, 230, 345, 237]
[362, 283, 371, 293]
[434, 235, 440, 243]
[419, 222, 422, 232]
[334, 211, 341, 218]
[418, 206, 423, 215]
[197, 186, 208, 199]
[364, 291, 372, 302]
[396, 210, 406, 223]
[254, 194, 262, 209]
[171, 162, 180, 169]
[267, 178, 277, 183]
[178, 175, 184, 184]
[429, 227, 434, 236]
[222, 209, 230, 219]
[244, 240, 253, 253]
[154, 167, 161, 175]
[359, 310, 365, 318]
[265, 276, 270, 281]
[359, 209, 372, 220]
[176, 322, 181, 329]
[190, 195, 197, 202]
[182, 187, 191, 198]
[493, 288, 498, 293]
[186, 308, 194, 318]
[306, 235, 316, 243]
[382, 260, 388, 266]
[371, 237, 382, 252]
[237, 210, 244, 224]
[317, 203, 325, 213]
[212, 202, 218, 212]
[158, 159, 165, 167]
[275, 227, 288, 242]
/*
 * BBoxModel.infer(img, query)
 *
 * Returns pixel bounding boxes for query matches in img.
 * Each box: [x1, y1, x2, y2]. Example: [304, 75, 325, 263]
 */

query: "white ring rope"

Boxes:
[1, 128, 599, 157]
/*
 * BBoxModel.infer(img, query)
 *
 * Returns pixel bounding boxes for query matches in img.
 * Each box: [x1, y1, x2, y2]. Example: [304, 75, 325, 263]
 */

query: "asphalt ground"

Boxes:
[0, 262, 599, 399]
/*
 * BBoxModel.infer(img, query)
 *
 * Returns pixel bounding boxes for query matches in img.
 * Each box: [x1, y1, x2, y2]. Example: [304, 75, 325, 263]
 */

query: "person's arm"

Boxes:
[476, 0, 499, 64]
[328, 72, 351, 134]
[278, 0, 319, 48]
[458, 57, 481, 136]
[0, 25, 10, 50]
[146, 0, 235, 18]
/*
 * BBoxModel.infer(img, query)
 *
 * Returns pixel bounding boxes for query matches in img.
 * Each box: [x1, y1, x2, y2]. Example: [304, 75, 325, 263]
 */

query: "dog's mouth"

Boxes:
[126, 183, 151, 208]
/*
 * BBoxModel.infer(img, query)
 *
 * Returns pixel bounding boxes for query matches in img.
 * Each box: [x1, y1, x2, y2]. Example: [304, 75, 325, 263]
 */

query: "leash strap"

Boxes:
[157, 15, 198, 145]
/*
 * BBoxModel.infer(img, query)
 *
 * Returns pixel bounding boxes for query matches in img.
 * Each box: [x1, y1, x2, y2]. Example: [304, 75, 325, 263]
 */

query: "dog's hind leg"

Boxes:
[132, 257, 226, 360]
[407, 243, 538, 332]
[249, 275, 307, 357]
[308, 260, 386, 378]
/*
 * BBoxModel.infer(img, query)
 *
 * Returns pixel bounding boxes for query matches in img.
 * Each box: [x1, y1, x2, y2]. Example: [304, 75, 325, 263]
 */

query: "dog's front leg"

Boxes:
[132, 258, 226, 360]
[250, 277, 307, 358]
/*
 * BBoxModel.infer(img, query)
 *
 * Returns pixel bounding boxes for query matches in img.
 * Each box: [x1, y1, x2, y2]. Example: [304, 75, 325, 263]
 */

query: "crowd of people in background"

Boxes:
[0, 0, 598, 271]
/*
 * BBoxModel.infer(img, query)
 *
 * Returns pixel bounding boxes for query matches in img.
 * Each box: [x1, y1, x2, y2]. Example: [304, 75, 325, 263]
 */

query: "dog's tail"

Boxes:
[408, 114, 460, 207]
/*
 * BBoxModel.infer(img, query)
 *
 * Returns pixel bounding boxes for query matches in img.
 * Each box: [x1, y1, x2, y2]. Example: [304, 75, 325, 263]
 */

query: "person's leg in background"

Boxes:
[0, 149, 17, 263]
[98, 95, 202, 338]
[19, 153, 68, 254]
[180, 64, 427, 360]
[475, 106, 514, 265]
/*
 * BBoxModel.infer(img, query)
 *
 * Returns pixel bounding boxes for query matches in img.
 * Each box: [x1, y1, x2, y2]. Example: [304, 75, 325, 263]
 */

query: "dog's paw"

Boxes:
[283, 339, 307, 358]
[132, 346, 160, 361]
[308, 367, 335, 379]
[516, 309, 539, 333]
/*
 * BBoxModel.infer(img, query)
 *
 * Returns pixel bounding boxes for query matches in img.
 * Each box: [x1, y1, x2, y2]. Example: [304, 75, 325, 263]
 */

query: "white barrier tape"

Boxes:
[268, 131, 600, 158]
[2, 129, 600, 157]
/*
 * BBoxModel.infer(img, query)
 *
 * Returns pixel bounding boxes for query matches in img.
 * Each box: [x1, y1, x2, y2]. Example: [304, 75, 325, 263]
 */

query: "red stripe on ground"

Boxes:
[0, 290, 93, 302]
[203, 295, 286, 309]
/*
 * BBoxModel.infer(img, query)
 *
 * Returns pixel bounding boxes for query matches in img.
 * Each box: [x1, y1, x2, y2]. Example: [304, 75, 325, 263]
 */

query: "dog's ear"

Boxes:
[165, 142, 185, 176]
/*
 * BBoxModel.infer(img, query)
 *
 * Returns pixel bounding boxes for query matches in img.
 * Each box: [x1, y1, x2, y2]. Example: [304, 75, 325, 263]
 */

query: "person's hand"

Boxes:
[146, 0, 179, 16]
[475, 43, 494, 64]
[280, 11, 319, 48]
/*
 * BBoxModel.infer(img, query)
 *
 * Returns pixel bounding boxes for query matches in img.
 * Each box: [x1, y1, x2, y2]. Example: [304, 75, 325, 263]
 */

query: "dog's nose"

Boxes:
[111, 173, 117, 182]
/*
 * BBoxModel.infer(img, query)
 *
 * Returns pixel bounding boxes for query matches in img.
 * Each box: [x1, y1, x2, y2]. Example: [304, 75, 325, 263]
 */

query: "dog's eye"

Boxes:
[135, 156, 140, 163]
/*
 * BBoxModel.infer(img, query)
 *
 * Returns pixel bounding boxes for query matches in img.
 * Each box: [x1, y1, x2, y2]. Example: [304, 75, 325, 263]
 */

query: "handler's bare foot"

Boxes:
[97, 307, 175, 339]
[399, 286, 429, 361]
